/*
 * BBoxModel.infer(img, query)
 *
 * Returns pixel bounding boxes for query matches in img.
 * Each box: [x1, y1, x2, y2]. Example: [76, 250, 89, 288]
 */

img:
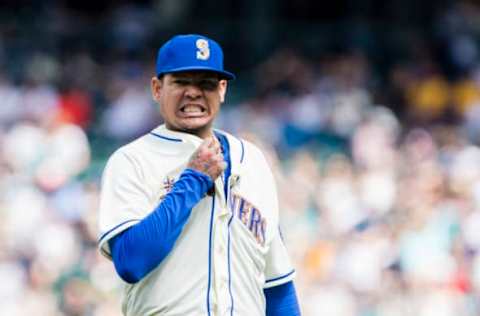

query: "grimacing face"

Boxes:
[151, 72, 227, 139]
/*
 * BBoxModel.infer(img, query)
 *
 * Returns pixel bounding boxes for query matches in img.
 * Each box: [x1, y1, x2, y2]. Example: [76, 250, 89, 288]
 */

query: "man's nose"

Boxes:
[184, 84, 202, 99]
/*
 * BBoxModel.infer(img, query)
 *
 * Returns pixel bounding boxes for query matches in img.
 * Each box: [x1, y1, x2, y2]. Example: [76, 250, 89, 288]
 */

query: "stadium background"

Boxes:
[1, 0, 480, 315]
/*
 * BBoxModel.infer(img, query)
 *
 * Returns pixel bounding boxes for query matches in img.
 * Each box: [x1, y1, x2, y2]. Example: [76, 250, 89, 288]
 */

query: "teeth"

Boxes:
[182, 105, 203, 113]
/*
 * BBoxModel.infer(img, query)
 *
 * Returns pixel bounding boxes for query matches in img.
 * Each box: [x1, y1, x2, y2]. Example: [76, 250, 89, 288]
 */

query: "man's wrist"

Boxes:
[181, 168, 214, 195]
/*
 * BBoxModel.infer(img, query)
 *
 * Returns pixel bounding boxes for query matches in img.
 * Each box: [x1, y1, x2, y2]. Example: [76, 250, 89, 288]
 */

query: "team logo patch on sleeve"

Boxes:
[229, 193, 266, 245]
[159, 176, 176, 200]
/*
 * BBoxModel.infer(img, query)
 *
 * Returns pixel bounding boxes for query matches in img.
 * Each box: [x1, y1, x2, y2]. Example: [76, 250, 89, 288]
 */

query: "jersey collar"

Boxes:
[150, 124, 244, 177]
[150, 124, 205, 147]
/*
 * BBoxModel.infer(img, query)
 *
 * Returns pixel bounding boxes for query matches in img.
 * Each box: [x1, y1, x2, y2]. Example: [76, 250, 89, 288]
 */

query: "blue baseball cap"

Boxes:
[156, 34, 235, 80]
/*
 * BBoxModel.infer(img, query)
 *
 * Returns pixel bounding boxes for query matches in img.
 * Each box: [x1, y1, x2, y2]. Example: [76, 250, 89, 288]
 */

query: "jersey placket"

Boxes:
[210, 175, 232, 316]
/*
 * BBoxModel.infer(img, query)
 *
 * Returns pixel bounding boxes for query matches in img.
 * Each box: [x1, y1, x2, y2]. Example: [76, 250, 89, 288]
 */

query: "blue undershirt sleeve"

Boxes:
[264, 281, 301, 316]
[108, 168, 213, 283]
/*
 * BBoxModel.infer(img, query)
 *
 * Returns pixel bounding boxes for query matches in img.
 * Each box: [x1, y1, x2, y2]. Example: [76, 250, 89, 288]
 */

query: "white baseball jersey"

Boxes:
[98, 124, 295, 316]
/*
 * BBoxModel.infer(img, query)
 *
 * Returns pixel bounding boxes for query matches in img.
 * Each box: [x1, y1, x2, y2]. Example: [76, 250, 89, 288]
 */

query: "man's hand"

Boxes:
[187, 136, 226, 181]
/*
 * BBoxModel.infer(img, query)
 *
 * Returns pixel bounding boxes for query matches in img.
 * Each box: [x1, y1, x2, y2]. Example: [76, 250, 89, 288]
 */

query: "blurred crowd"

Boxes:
[3, 1, 480, 315]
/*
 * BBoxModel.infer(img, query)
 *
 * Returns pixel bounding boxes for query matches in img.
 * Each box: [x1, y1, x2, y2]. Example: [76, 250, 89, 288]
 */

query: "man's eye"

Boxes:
[199, 80, 219, 90]
[174, 79, 190, 85]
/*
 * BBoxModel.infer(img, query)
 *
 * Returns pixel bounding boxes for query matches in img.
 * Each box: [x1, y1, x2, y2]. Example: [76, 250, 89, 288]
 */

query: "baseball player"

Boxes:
[98, 34, 300, 316]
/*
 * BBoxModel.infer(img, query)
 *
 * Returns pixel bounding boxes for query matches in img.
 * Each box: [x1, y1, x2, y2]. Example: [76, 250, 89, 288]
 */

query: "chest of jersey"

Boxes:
[122, 137, 276, 316]
[135, 135, 277, 247]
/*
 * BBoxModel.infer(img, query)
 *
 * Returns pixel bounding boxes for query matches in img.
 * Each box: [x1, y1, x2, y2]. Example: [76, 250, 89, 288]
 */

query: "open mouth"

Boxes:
[179, 104, 207, 116]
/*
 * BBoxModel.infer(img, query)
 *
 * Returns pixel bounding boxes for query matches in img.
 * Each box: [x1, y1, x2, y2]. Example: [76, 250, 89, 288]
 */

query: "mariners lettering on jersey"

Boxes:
[229, 193, 266, 245]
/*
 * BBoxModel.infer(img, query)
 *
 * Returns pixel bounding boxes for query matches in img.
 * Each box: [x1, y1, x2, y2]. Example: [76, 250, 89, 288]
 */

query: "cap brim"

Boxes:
[157, 66, 235, 80]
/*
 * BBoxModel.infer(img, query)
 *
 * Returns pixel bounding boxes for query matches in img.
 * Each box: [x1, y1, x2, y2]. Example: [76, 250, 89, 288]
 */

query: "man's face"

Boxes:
[151, 71, 227, 139]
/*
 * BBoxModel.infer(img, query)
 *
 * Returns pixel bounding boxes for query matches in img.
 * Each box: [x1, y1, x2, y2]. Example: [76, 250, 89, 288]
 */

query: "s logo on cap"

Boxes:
[196, 39, 210, 60]
[156, 34, 235, 80]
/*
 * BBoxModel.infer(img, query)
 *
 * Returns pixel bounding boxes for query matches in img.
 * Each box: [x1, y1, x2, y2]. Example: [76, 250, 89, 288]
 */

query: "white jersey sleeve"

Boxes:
[97, 149, 152, 259]
[264, 227, 296, 288]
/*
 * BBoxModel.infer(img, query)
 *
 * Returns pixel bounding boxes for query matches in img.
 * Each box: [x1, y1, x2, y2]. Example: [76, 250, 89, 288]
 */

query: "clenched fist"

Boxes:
[187, 136, 226, 181]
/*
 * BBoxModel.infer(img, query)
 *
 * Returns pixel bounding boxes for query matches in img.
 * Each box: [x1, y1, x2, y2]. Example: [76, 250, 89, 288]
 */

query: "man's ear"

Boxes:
[219, 79, 227, 103]
[151, 76, 163, 102]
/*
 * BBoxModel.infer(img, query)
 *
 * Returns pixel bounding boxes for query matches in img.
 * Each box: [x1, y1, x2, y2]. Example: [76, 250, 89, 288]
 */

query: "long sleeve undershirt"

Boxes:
[109, 132, 230, 284]
[109, 168, 213, 283]
[264, 281, 301, 316]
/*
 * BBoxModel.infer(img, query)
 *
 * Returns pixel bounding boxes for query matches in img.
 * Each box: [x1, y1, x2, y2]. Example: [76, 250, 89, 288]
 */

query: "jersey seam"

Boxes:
[206, 195, 215, 316]
[227, 211, 234, 316]
[239, 139, 245, 163]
